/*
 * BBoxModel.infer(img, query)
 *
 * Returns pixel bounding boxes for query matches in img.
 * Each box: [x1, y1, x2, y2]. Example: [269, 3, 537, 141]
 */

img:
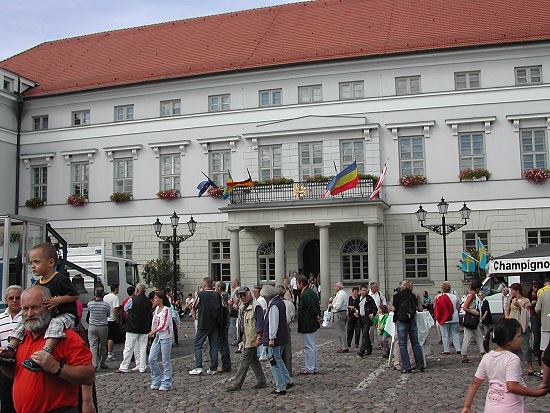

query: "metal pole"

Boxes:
[173, 225, 178, 296]
[442, 214, 448, 282]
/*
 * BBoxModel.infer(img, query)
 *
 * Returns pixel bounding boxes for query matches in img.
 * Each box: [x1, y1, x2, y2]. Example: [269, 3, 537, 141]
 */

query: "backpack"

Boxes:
[396, 295, 417, 323]
[434, 294, 454, 325]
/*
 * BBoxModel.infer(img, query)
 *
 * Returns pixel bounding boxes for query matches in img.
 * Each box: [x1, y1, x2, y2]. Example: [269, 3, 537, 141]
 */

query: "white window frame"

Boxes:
[298, 85, 322, 103]
[339, 81, 364, 100]
[399, 136, 425, 176]
[403, 234, 428, 279]
[527, 229, 550, 247]
[259, 145, 282, 181]
[395, 76, 421, 95]
[258, 241, 275, 283]
[71, 162, 89, 198]
[454, 71, 481, 90]
[31, 165, 47, 202]
[341, 238, 368, 281]
[515, 66, 542, 85]
[209, 94, 230, 112]
[340, 140, 365, 174]
[113, 243, 133, 259]
[33, 115, 49, 131]
[459, 132, 486, 171]
[72, 110, 90, 126]
[114, 158, 133, 194]
[259, 89, 282, 107]
[3, 77, 13, 92]
[160, 242, 179, 261]
[210, 240, 231, 282]
[463, 231, 489, 252]
[160, 100, 181, 117]
[521, 128, 548, 171]
[114, 105, 134, 122]
[160, 154, 180, 191]
[209, 151, 231, 187]
[299, 142, 323, 180]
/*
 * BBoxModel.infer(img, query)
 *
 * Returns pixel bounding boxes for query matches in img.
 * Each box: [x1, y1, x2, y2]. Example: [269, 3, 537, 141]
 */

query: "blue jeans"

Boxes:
[230, 317, 238, 343]
[396, 320, 424, 371]
[302, 332, 318, 373]
[149, 336, 172, 389]
[267, 345, 291, 391]
[193, 327, 219, 370]
[440, 322, 462, 353]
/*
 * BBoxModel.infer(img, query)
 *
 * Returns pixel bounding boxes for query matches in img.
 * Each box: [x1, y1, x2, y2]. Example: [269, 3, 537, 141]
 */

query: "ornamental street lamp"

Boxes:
[415, 198, 471, 281]
[153, 212, 197, 296]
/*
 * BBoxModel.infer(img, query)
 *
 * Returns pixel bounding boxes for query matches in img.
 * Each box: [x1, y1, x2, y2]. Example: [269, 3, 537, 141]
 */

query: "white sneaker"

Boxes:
[159, 386, 172, 391]
[150, 385, 160, 390]
[106, 354, 116, 362]
[131, 366, 139, 371]
[189, 368, 203, 375]
[206, 369, 217, 375]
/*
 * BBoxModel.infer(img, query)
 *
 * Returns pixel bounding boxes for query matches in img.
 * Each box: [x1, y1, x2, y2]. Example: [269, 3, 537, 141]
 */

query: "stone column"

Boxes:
[228, 227, 241, 280]
[367, 224, 379, 286]
[272, 225, 285, 286]
[318, 223, 331, 308]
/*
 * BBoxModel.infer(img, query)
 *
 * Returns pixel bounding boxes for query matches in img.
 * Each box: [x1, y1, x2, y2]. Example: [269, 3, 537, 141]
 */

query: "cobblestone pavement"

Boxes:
[97, 318, 547, 413]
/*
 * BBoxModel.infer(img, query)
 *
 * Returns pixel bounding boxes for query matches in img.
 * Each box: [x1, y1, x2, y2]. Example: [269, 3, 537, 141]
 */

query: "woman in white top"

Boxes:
[148, 290, 173, 391]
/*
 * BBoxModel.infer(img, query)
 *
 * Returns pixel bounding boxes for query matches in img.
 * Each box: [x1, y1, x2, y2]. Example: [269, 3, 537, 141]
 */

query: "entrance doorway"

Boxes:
[302, 239, 320, 279]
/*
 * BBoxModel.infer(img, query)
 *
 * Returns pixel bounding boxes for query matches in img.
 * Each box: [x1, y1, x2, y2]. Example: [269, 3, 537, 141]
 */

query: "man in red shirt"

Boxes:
[0, 285, 95, 413]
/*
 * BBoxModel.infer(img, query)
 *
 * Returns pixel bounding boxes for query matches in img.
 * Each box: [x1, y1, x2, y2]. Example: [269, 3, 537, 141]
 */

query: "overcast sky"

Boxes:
[0, 0, 305, 61]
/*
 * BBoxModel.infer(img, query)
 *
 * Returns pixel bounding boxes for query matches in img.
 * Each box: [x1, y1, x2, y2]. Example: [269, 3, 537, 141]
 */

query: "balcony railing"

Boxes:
[228, 178, 377, 204]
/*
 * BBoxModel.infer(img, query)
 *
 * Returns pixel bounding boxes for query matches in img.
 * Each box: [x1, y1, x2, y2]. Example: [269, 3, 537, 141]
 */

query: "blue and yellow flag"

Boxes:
[322, 161, 359, 197]
[478, 239, 487, 270]
[461, 252, 476, 273]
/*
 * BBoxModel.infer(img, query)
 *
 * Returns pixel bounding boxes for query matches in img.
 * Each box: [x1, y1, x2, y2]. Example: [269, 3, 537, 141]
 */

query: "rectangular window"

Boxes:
[114, 158, 133, 194]
[340, 140, 365, 174]
[521, 128, 548, 171]
[209, 151, 231, 187]
[339, 81, 364, 100]
[399, 137, 425, 176]
[299, 142, 323, 179]
[459, 132, 485, 170]
[403, 234, 428, 279]
[209, 94, 230, 112]
[259, 145, 282, 181]
[210, 240, 231, 282]
[33, 116, 49, 130]
[298, 85, 322, 103]
[464, 232, 489, 253]
[3, 77, 13, 92]
[114, 105, 134, 121]
[31, 166, 47, 202]
[259, 89, 282, 107]
[527, 229, 550, 247]
[515, 66, 542, 85]
[454, 71, 481, 90]
[160, 154, 180, 191]
[160, 100, 181, 117]
[160, 242, 179, 261]
[113, 243, 133, 259]
[395, 76, 421, 95]
[71, 162, 89, 198]
[72, 110, 90, 126]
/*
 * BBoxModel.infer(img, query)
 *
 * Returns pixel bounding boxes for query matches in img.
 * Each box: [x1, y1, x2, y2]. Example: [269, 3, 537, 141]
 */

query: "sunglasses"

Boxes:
[7, 296, 21, 301]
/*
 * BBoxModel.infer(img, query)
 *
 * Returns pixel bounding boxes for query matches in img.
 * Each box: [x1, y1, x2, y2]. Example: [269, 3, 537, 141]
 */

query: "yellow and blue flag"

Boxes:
[323, 161, 359, 197]
[461, 252, 476, 273]
[478, 239, 487, 270]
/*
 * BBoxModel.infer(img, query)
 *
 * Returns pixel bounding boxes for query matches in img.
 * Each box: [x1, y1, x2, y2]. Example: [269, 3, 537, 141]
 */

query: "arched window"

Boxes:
[258, 241, 275, 283]
[341, 238, 368, 280]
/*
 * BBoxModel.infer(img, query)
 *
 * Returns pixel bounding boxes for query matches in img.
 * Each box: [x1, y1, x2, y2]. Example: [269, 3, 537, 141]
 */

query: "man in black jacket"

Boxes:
[357, 284, 377, 357]
[115, 283, 152, 373]
[347, 286, 361, 348]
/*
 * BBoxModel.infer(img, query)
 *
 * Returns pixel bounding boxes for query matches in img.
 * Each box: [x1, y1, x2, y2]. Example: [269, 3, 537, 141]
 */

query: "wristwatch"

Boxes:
[54, 362, 64, 376]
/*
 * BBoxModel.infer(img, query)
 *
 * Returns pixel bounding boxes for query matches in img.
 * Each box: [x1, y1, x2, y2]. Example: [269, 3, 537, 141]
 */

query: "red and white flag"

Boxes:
[369, 161, 388, 200]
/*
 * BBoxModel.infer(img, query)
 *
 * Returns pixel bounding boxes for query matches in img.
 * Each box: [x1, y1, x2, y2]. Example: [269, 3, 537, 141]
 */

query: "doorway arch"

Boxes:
[302, 239, 320, 279]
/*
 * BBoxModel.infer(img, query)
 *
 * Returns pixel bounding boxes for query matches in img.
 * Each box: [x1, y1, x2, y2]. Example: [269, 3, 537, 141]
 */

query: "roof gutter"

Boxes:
[14, 77, 24, 214]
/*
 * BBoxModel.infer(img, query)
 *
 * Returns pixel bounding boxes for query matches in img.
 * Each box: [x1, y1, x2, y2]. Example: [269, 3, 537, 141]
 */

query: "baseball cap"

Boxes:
[236, 286, 250, 295]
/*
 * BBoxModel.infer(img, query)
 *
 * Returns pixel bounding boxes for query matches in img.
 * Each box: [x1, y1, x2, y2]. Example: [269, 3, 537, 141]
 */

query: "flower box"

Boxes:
[399, 174, 427, 187]
[207, 187, 224, 198]
[156, 189, 180, 199]
[523, 168, 550, 184]
[67, 194, 87, 207]
[110, 192, 132, 203]
[459, 168, 491, 182]
[25, 197, 45, 208]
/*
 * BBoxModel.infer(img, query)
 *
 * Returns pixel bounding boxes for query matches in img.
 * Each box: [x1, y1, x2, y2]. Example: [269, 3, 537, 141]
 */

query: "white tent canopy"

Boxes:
[489, 244, 550, 275]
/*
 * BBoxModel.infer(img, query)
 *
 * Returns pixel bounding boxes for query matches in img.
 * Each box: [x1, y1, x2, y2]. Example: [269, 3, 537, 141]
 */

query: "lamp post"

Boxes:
[153, 212, 197, 297]
[415, 198, 471, 281]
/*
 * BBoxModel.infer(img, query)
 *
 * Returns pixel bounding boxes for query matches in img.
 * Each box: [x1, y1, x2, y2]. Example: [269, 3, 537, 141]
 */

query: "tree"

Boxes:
[143, 258, 181, 290]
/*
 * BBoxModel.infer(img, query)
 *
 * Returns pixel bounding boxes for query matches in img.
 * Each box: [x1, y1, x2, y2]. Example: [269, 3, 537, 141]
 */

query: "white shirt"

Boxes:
[0, 308, 22, 346]
[103, 292, 120, 322]
[369, 289, 387, 309]
[283, 299, 295, 324]
[331, 289, 349, 313]
[257, 296, 268, 313]
[290, 277, 297, 289]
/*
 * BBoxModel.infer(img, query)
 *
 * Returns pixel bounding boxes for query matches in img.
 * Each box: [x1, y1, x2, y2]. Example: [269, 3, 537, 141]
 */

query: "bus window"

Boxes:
[106, 261, 119, 287]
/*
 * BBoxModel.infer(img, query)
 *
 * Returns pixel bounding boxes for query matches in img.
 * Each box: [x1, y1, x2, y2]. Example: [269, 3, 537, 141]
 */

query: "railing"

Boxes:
[228, 178, 377, 204]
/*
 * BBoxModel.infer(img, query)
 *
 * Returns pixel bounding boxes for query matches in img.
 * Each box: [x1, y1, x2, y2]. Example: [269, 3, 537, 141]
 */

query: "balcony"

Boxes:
[228, 178, 377, 204]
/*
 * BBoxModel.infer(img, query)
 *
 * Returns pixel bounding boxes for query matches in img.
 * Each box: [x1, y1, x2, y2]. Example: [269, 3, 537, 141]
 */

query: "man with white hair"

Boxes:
[328, 281, 349, 353]
[369, 282, 387, 348]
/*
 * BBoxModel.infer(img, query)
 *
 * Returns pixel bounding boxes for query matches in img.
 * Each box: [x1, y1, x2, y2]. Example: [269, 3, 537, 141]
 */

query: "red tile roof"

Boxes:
[2, 0, 550, 97]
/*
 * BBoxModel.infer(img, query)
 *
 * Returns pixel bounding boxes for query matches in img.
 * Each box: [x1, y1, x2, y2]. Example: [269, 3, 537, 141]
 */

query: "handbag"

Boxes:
[462, 311, 480, 330]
